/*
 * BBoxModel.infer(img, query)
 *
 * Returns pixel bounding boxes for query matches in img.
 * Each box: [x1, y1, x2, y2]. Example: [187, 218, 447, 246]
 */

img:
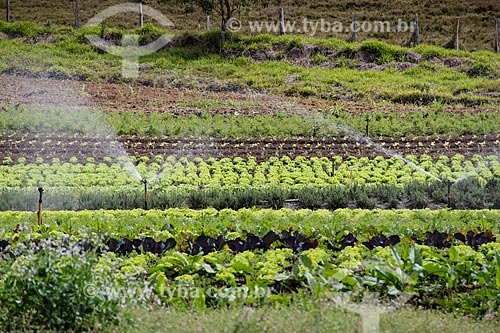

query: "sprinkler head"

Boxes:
[142, 179, 148, 210]
[37, 187, 44, 226]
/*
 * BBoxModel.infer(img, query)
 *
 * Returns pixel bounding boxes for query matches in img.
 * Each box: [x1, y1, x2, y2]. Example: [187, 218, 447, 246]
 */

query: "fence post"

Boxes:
[75, 0, 80, 28]
[139, 1, 144, 27]
[414, 14, 420, 46]
[495, 18, 499, 53]
[454, 17, 460, 50]
[6, 0, 10, 22]
[206, 15, 211, 30]
[351, 14, 357, 42]
[279, 7, 285, 35]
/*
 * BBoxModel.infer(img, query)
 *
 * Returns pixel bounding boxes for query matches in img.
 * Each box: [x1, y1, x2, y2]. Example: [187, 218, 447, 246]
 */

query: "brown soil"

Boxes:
[1, 133, 498, 164]
[0, 74, 495, 118]
[1, 73, 499, 164]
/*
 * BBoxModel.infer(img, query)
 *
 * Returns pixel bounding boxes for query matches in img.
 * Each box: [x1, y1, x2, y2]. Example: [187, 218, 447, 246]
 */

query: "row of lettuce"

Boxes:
[1, 208, 500, 330]
[2, 154, 499, 188]
[2, 154, 500, 210]
[1, 208, 499, 247]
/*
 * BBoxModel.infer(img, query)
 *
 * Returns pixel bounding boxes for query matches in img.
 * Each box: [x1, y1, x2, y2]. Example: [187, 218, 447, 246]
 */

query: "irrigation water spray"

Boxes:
[4, 76, 144, 188]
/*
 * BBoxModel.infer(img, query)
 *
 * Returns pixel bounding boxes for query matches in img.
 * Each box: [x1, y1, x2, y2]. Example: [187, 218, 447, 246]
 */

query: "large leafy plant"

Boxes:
[0, 237, 146, 331]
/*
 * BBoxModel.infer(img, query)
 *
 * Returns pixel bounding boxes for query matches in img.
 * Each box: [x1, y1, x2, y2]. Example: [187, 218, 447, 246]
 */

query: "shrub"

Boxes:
[0, 237, 142, 331]
[296, 187, 324, 209]
[324, 185, 350, 210]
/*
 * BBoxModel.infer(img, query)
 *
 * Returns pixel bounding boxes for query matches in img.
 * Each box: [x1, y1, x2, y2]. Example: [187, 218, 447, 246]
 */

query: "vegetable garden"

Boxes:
[1, 19, 500, 332]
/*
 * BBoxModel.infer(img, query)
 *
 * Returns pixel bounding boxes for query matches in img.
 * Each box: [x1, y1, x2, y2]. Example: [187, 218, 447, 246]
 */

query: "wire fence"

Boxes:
[1, 0, 499, 52]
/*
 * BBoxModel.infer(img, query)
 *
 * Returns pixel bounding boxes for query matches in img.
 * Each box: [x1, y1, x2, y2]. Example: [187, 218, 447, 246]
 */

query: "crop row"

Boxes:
[2, 154, 499, 189]
[1, 154, 500, 210]
[3, 228, 494, 258]
[2, 209, 499, 244]
[3, 177, 500, 210]
[1, 208, 499, 317]
[1, 133, 500, 163]
[3, 104, 500, 139]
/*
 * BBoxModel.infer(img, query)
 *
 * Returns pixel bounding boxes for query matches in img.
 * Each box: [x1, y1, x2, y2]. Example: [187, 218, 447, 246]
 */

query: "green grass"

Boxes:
[5, 295, 498, 332]
[116, 303, 500, 333]
[1, 23, 500, 106]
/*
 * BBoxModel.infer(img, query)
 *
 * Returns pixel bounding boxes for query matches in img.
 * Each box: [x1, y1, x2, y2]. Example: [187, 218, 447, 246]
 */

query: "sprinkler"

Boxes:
[37, 187, 44, 226]
[446, 180, 452, 209]
[142, 179, 148, 210]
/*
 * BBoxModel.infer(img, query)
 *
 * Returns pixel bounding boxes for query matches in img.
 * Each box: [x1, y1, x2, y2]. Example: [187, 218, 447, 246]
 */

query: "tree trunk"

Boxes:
[222, 0, 231, 32]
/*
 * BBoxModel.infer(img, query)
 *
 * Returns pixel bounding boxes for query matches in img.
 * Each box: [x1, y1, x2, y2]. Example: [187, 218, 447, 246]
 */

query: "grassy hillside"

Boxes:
[0, 0, 499, 50]
[0, 21, 499, 107]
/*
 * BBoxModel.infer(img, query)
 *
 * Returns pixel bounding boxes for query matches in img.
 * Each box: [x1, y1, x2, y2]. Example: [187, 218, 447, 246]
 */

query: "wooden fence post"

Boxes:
[206, 15, 211, 30]
[279, 7, 285, 35]
[454, 17, 460, 50]
[75, 0, 80, 28]
[6, 0, 10, 22]
[351, 14, 357, 42]
[139, 1, 144, 27]
[414, 14, 420, 45]
[495, 18, 499, 53]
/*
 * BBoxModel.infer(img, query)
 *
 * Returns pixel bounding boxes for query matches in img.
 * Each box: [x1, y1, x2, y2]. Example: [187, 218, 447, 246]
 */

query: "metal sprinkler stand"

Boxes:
[142, 179, 148, 210]
[37, 187, 44, 226]
[446, 180, 452, 209]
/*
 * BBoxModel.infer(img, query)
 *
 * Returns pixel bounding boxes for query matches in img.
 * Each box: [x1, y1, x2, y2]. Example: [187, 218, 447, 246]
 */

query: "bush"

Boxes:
[453, 177, 485, 209]
[324, 185, 350, 210]
[0, 237, 142, 331]
[262, 187, 288, 209]
[296, 187, 324, 209]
